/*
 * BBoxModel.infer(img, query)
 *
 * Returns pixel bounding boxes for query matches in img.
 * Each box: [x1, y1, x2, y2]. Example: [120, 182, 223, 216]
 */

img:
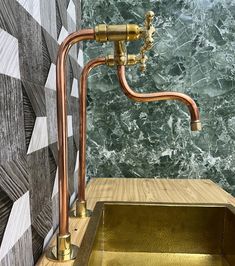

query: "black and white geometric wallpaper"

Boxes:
[0, 0, 82, 265]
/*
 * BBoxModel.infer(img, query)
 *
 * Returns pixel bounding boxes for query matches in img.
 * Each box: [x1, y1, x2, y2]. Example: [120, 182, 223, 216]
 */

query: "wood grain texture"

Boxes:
[22, 84, 36, 150]
[27, 117, 48, 154]
[0, 29, 21, 79]
[0, 75, 25, 162]
[16, 0, 41, 26]
[0, 192, 31, 260]
[48, 148, 57, 196]
[32, 202, 53, 239]
[55, 0, 68, 32]
[22, 80, 46, 117]
[0, 226, 33, 266]
[55, 0, 63, 39]
[27, 148, 51, 223]
[68, 137, 77, 195]
[0, 155, 29, 201]
[40, 0, 57, 40]
[42, 29, 59, 65]
[37, 178, 235, 266]
[45, 88, 57, 144]
[32, 226, 44, 263]
[74, 0, 82, 33]
[0, 0, 18, 38]
[70, 98, 79, 150]
[69, 56, 82, 81]
[0, 189, 13, 246]
[17, 4, 45, 85]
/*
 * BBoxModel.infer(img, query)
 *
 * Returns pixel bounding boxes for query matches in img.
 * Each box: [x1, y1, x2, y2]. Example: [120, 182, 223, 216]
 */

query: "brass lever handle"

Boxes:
[139, 11, 155, 72]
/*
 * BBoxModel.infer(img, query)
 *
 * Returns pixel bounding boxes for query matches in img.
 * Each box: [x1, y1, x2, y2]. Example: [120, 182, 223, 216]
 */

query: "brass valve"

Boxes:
[95, 24, 141, 42]
[98, 11, 156, 71]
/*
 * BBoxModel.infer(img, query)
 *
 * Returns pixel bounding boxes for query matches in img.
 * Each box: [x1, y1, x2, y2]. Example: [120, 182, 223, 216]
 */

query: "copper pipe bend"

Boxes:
[56, 29, 95, 235]
[117, 65, 201, 131]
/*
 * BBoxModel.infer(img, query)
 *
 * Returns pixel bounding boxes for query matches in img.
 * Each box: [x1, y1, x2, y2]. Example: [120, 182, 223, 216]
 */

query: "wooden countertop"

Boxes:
[37, 178, 235, 266]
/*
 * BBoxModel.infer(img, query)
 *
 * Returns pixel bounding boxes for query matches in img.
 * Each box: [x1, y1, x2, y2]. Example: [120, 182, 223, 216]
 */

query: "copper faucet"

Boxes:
[46, 29, 96, 262]
[117, 65, 201, 131]
[46, 11, 201, 262]
[72, 58, 106, 219]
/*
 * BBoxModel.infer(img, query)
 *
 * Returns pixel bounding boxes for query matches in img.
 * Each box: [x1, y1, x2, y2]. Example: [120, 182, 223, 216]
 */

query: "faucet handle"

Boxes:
[139, 11, 155, 72]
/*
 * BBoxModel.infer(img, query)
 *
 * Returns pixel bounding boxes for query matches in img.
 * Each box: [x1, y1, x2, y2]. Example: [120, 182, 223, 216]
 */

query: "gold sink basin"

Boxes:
[75, 202, 235, 266]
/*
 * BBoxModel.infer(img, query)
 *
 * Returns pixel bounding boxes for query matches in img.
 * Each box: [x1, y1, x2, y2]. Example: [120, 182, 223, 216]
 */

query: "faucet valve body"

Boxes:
[95, 24, 141, 42]
[95, 11, 156, 72]
[106, 54, 140, 67]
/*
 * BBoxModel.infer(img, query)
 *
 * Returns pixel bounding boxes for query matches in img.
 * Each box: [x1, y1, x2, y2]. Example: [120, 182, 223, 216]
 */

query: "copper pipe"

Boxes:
[56, 29, 95, 236]
[79, 58, 106, 203]
[117, 65, 201, 131]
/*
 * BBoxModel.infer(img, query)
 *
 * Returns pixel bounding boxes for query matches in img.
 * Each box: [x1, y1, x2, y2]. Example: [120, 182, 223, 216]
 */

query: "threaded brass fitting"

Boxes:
[191, 120, 202, 131]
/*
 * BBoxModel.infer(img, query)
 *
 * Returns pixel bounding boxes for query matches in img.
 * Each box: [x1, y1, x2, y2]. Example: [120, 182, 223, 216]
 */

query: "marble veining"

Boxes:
[83, 0, 235, 195]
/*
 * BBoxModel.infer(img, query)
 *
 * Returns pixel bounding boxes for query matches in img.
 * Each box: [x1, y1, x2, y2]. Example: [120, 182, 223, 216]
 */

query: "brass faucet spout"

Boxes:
[117, 65, 201, 131]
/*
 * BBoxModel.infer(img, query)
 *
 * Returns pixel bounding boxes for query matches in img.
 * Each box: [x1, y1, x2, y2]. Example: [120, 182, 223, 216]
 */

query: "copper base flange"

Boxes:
[46, 245, 78, 262]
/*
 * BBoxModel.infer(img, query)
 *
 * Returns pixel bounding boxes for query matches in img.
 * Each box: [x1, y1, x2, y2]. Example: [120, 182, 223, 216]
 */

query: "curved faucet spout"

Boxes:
[117, 65, 201, 131]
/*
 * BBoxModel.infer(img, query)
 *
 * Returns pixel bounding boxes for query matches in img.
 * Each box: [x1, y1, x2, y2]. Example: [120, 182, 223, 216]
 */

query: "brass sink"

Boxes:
[75, 202, 235, 266]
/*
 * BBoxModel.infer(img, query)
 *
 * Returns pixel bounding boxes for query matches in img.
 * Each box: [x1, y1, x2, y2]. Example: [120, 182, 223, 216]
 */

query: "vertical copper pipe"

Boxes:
[117, 65, 201, 130]
[56, 29, 95, 236]
[78, 58, 106, 203]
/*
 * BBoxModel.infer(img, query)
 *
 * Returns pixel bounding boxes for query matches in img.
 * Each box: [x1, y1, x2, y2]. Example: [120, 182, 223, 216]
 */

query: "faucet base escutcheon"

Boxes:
[70, 200, 92, 218]
[46, 234, 78, 262]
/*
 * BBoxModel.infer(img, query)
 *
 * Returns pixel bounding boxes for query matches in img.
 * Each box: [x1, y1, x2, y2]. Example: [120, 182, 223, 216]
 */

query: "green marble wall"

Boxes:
[82, 0, 235, 195]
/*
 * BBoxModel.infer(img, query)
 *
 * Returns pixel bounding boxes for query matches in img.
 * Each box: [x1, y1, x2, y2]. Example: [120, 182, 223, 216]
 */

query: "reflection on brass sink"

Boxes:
[75, 202, 235, 266]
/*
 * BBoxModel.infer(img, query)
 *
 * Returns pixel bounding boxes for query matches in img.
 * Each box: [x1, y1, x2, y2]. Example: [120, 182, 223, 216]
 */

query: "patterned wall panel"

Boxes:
[0, 0, 82, 265]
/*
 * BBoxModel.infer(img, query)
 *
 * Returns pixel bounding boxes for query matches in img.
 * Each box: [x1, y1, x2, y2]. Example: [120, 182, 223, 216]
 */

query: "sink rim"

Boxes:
[74, 201, 235, 266]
